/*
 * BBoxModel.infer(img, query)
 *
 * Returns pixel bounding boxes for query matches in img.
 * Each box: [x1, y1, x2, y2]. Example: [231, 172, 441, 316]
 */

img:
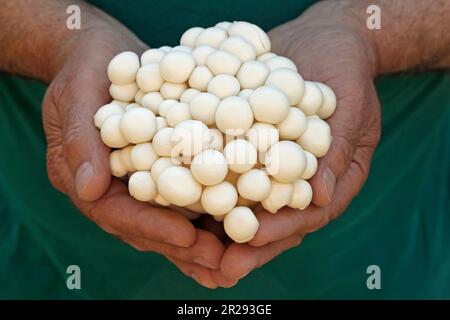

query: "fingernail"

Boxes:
[193, 257, 215, 269]
[75, 161, 94, 197]
[323, 168, 336, 203]
[190, 273, 202, 285]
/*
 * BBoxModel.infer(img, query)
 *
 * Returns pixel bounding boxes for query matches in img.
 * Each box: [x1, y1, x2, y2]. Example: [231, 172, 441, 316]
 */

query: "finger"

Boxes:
[211, 235, 303, 283]
[122, 228, 225, 269]
[248, 206, 326, 246]
[166, 256, 218, 289]
[73, 179, 197, 247]
[59, 64, 112, 202]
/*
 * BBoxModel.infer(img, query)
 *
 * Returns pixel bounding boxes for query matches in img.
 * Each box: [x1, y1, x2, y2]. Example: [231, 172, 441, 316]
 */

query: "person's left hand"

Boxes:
[208, 4, 382, 287]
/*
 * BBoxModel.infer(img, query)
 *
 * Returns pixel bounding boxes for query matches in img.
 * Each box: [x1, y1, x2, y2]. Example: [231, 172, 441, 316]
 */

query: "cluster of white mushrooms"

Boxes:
[94, 21, 336, 243]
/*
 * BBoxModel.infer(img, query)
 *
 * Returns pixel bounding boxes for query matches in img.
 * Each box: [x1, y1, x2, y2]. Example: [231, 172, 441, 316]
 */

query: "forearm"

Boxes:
[0, 0, 141, 83]
[302, 0, 450, 74]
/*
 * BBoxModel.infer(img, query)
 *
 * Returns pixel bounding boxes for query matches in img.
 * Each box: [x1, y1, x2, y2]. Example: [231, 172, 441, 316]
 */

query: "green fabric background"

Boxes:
[0, 0, 449, 299]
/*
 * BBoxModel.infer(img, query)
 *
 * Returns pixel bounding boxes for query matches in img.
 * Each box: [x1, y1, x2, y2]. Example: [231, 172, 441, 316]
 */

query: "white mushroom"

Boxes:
[109, 82, 138, 102]
[152, 127, 175, 157]
[245, 122, 279, 153]
[249, 86, 290, 124]
[220, 36, 256, 62]
[288, 179, 313, 210]
[180, 88, 201, 104]
[180, 27, 205, 48]
[201, 181, 238, 215]
[107, 51, 140, 85]
[119, 108, 156, 144]
[151, 157, 180, 181]
[300, 151, 318, 180]
[206, 50, 242, 76]
[265, 141, 306, 183]
[195, 27, 228, 49]
[236, 60, 270, 90]
[160, 82, 188, 99]
[207, 74, 240, 99]
[316, 82, 337, 119]
[264, 56, 297, 72]
[228, 21, 270, 56]
[192, 45, 216, 65]
[265, 68, 304, 105]
[215, 96, 254, 136]
[159, 51, 196, 83]
[223, 207, 259, 243]
[171, 120, 211, 157]
[191, 149, 228, 185]
[157, 166, 202, 206]
[188, 66, 214, 91]
[119, 145, 135, 172]
[166, 102, 192, 127]
[276, 107, 307, 140]
[189, 92, 220, 126]
[94, 103, 124, 129]
[158, 99, 178, 117]
[130, 142, 158, 171]
[140, 92, 163, 114]
[128, 171, 158, 202]
[237, 169, 271, 201]
[224, 139, 257, 173]
[140, 48, 166, 65]
[296, 117, 332, 158]
[136, 63, 164, 93]
[100, 114, 128, 148]
[109, 150, 128, 177]
[261, 178, 294, 213]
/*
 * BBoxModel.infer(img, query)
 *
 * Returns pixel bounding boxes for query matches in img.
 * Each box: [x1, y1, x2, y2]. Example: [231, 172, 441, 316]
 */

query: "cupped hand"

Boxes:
[212, 5, 382, 287]
[42, 28, 224, 289]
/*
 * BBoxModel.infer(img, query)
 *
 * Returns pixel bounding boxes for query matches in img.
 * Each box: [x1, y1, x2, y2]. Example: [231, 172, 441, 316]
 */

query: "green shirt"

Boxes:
[0, 0, 449, 299]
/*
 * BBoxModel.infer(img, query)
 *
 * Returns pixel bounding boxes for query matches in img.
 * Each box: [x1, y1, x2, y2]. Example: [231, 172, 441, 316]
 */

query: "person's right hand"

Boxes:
[42, 27, 224, 289]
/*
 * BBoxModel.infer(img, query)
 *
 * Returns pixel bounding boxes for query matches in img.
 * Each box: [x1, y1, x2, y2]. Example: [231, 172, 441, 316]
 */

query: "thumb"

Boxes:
[61, 69, 112, 201]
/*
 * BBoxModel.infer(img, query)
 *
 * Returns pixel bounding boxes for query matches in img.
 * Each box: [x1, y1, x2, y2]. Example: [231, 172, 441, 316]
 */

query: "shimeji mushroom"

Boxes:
[297, 81, 324, 116]
[119, 107, 156, 144]
[100, 114, 128, 148]
[215, 96, 254, 136]
[206, 50, 242, 76]
[159, 51, 196, 83]
[130, 142, 158, 171]
[191, 149, 228, 185]
[237, 169, 271, 201]
[140, 92, 163, 114]
[296, 117, 332, 158]
[128, 171, 158, 202]
[157, 166, 202, 207]
[95, 21, 339, 242]
[107, 51, 140, 85]
[249, 86, 290, 124]
[94, 103, 124, 128]
[223, 207, 259, 243]
[201, 181, 238, 216]
[265, 141, 306, 183]
[109, 82, 138, 102]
